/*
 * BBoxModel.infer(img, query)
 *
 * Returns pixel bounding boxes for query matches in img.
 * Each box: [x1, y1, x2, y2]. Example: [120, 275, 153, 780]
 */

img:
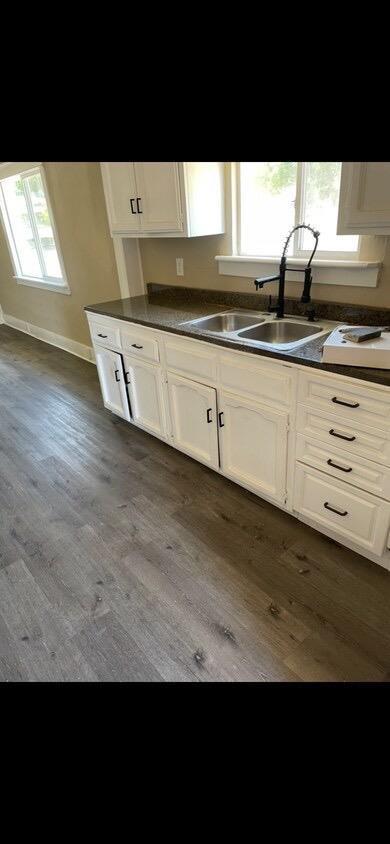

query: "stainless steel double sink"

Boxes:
[179, 310, 331, 352]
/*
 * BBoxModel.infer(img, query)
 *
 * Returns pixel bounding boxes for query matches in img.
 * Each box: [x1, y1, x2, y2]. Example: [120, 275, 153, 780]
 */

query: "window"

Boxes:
[0, 163, 69, 292]
[238, 162, 360, 260]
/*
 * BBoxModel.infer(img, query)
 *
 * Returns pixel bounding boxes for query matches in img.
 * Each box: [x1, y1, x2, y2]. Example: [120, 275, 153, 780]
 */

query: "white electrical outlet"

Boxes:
[176, 258, 184, 276]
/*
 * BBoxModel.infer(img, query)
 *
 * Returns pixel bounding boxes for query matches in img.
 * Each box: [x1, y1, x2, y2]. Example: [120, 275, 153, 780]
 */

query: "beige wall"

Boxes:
[140, 234, 390, 307]
[0, 162, 121, 346]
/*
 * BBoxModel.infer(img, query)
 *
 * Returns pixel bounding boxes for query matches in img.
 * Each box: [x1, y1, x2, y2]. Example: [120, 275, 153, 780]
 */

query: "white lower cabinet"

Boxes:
[88, 313, 390, 569]
[218, 392, 288, 502]
[123, 355, 165, 438]
[95, 348, 130, 421]
[293, 463, 390, 556]
[167, 373, 219, 469]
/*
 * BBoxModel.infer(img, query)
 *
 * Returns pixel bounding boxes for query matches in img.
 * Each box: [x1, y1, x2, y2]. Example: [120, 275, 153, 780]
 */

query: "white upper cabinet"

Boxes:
[134, 163, 183, 233]
[100, 163, 140, 233]
[101, 162, 225, 237]
[337, 162, 390, 235]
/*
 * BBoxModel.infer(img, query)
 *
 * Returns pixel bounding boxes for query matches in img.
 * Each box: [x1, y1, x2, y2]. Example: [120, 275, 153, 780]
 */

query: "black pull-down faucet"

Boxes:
[254, 223, 320, 319]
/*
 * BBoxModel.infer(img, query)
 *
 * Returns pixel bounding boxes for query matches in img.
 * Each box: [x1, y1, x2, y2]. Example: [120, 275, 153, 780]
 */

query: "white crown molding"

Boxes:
[2, 313, 95, 363]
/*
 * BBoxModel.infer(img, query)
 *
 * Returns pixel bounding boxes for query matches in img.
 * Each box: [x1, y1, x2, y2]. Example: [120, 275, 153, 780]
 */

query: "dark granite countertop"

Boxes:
[85, 290, 390, 389]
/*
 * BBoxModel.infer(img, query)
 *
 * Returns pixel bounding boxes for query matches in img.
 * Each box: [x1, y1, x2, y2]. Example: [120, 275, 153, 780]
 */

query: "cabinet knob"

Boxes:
[130, 198, 136, 214]
[114, 369, 121, 382]
[218, 411, 224, 428]
[136, 197, 142, 214]
[131, 343, 143, 349]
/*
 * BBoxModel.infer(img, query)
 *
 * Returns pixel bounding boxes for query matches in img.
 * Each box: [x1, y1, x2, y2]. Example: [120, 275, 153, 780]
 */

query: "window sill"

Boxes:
[14, 276, 71, 295]
[215, 255, 381, 288]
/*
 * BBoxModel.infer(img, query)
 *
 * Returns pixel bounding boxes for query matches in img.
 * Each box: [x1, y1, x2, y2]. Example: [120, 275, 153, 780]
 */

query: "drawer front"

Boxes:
[298, 370, 390, 430]
[219, 354, 293, 411]
[121, 327, 159, 363]
[89, 319, 121, 349]
[296, 405, 390, 465]
[296, 433, 390, 499]
[293, 463, 390, 555]
[164, 338, 217, 383]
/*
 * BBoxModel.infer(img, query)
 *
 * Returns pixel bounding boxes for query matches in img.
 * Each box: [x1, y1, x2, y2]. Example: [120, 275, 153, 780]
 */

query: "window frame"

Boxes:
[236, 161, 361, 261]
[0, 162, 70, 294]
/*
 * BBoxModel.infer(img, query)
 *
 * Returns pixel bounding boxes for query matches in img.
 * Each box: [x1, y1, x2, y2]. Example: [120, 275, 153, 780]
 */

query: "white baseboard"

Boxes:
[2, 312, 95, 363]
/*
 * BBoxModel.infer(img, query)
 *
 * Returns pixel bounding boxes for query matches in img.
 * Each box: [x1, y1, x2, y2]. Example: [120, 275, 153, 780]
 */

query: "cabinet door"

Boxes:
[167, 373, 219, 469]
[100, 163, 140, 233]
[123, 356, 165, 438]
[337, 162, 390, 234]
[218, 391, 288, 502]
[134, 162, 183, 233]
[95, 348, 130, 420]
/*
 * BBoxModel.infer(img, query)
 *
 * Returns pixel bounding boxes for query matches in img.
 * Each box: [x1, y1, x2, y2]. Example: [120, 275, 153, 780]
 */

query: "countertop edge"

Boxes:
[84, 304, 390, 388]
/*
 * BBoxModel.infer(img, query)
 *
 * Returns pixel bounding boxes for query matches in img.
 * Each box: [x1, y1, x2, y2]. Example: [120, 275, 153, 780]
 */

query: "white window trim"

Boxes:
[216, 163, 382, 288]
[0, 162, 71, 294]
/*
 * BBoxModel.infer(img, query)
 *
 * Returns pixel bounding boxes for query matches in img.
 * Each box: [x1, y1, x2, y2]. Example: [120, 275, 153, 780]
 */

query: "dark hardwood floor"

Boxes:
[1, 323, 390, 682]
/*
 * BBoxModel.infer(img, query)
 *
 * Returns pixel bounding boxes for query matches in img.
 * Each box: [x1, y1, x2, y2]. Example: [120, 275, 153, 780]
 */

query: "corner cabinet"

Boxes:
[337, 162, 390, 235]
[100, 162, 225, 237]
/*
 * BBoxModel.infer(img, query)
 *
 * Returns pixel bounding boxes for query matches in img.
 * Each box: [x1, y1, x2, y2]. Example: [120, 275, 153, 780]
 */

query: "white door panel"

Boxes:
[101, 163, 139, 232]
[167, 373, 219, 468]
[95, 348, 130, 420]
[134, 162, 183, 232]
[123, 356, 165, 438]
[218, 391, 288, 502]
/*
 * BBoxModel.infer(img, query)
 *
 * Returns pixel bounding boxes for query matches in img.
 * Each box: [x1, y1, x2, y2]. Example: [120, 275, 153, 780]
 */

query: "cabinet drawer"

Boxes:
[296, 405, 390, 465]
[89, 320, 121, 349]
[293, 463, 390, 555]
[120, 327, 159, 363]
[296, 433, 390, 499]
[219, 354, 293, 411]
[164, 338, 217, 383]
[298, 370, 390, 430]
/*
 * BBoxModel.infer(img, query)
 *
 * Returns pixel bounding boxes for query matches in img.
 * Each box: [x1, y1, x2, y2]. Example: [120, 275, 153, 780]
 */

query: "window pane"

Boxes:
[1, 174, 42, 277]
[301, 162, 359, 253]
[240, 162, 297, 256]
[24, 172, 62, 278]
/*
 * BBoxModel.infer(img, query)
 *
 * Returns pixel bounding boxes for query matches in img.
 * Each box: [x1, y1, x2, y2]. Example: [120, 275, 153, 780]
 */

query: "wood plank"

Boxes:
[1, 323, 390, 682]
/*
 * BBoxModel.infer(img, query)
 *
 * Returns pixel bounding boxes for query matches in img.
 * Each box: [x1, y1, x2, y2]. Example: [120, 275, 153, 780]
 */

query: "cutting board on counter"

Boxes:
[322, 326, 390, 369]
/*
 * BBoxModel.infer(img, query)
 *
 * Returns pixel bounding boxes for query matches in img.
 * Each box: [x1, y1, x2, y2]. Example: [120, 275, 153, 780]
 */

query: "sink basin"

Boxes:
[180, 311, 265, 333]
[179, 309, 330, 352]
[238, 320, 324, 349]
